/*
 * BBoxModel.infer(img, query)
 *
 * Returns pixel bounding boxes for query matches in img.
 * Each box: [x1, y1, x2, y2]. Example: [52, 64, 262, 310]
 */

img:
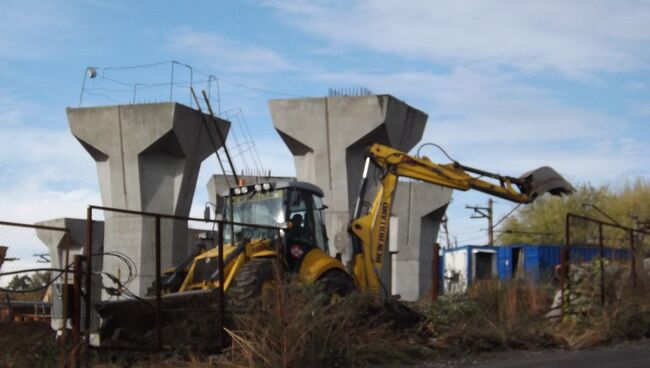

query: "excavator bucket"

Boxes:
[519, 166, 574, 200]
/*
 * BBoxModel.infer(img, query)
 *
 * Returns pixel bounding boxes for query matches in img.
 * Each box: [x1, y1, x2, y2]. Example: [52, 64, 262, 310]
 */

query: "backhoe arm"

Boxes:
[349, 143, 573, 294]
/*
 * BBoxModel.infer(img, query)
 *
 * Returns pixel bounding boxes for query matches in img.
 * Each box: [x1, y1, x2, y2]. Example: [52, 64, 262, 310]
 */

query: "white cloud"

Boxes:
[0, 187, 100, 225]
[440, 138, 650, 186]
[0, 1, 75, 60]
[309, 67, 622, 145]
[269, 0, 650, 77]
[0, 91, 99, 224]
[168, 29, 292, 73]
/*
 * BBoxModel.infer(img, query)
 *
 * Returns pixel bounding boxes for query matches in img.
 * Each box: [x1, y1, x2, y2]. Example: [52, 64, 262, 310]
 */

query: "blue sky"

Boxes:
[1, 0, 649, 247]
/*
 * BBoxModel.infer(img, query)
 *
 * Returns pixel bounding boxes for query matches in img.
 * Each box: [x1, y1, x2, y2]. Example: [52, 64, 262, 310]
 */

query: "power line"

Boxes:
[466, 199, 494, 245]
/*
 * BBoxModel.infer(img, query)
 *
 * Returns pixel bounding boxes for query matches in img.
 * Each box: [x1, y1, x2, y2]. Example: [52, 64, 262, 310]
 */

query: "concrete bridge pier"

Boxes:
[67, 103, 230, 296]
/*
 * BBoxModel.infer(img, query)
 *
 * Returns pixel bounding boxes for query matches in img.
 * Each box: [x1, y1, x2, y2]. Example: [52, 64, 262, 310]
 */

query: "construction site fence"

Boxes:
[560, 213, 646, 317]
[73, 205, 283, 359]
[0, 219, 71, 366]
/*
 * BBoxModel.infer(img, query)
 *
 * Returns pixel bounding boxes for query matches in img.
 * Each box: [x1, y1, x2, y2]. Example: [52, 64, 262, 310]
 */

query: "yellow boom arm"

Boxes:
[349, 143, 573, 293]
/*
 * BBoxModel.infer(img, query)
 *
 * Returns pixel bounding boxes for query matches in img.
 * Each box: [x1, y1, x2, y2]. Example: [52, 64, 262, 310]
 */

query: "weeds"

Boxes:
[216, 276, 428, 368]
[419, 280, 556, 354]
[553, 260, 650, 348]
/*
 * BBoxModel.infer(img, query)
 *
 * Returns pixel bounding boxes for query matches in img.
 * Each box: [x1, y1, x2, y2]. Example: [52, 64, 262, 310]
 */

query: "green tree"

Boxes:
[8, 275, 33, 290]
[500, 179, 650, 251]
[6, 272, 51, 291]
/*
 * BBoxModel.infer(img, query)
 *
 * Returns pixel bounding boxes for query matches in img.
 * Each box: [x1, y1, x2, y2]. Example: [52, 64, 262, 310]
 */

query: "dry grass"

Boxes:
[552, 261, 650, 349]
[418, 261, 650, 355]
[418, 280, 556, 354]
[215, 275, 428, 368]
[64, 260, 650, 366]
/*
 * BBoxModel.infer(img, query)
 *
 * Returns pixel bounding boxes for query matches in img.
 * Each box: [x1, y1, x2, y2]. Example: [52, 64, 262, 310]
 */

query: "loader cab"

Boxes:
[221, 181, 330, 268]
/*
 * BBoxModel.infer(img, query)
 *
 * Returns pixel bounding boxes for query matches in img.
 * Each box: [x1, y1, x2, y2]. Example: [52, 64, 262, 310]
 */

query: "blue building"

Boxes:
[497, 244, 629, 282]
[441, 244, 630, 293]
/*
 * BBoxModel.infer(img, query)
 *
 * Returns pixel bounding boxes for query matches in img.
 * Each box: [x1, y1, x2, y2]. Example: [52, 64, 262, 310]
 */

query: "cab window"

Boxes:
[286, 190, 328, 253]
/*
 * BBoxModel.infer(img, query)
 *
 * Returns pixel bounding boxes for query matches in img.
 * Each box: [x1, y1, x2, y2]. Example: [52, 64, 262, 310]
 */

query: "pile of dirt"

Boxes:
[0, 321, 58, 367]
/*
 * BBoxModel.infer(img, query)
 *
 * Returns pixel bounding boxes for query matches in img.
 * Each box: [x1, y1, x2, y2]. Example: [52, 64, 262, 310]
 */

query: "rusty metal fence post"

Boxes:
[84, 207, 93, 342]
[59, 232, 71, 368]
[154, 216, 162, 351]
[598, 223, 605, 306]
[630, 229, 637, 288]
[70, 254, 83, 368]
[561, 214, 571, 318]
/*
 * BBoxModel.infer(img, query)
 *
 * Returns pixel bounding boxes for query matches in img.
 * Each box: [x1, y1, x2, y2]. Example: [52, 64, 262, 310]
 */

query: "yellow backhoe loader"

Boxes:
[172, 143, 571, 299]
[97, 143, 573, 341]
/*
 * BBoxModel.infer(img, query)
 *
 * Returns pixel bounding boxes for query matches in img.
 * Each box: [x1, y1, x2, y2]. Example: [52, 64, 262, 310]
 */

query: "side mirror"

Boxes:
[203, 206, 211, 221]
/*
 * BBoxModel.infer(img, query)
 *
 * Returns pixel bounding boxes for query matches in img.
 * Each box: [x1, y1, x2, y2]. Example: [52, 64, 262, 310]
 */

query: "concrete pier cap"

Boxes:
[269, 95, 427, 254]
[67, 102, 230, 296]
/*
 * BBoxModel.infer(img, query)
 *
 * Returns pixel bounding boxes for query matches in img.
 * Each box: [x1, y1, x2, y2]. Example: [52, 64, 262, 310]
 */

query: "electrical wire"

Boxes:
[0, 266, 72, 294]
[87, 60, 301, 100]
[493, 204, 522, 229]
[416, 142, 458, 163]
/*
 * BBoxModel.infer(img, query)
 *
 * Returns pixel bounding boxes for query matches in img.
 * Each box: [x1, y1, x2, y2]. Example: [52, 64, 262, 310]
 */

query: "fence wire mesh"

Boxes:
[86, 207, 241, 352]
[0, 221, 69, 324]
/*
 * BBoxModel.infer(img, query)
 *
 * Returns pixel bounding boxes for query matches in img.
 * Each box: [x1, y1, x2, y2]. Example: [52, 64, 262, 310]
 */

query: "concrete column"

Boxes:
[35, 218, 104, 332]
[391, 182, 452, 301]
[67, 103, 230, 296]
[269, 95, 427, 257]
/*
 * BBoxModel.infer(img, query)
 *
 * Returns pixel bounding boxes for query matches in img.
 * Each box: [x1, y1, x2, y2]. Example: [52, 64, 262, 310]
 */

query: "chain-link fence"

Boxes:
[0, 220, 72, 324]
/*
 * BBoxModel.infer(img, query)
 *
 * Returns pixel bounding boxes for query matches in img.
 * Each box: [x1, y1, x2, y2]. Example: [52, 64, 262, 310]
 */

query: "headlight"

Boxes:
[254, 184, 262, 191]
[262, 183, 271, 190]
[233, 188, 242, 195]
[241, 186, 249, 194]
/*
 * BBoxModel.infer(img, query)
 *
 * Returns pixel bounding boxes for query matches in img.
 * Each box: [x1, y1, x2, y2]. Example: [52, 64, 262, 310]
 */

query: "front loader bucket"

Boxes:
[520, 166, 574, 200]
[96, 289, 223, 348]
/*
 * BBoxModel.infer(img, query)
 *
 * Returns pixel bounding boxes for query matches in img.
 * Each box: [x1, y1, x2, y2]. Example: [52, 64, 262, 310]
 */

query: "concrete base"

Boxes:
[67, 102, 230, 296]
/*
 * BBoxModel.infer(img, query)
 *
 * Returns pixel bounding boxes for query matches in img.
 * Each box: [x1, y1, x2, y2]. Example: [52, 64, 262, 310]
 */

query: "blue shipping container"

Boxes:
[497, 244, 630, 283]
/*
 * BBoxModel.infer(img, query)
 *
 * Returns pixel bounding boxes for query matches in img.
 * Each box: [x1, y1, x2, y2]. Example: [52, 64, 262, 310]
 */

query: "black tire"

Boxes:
[317, 269, 355, 302]
[227, 257, 276, 312]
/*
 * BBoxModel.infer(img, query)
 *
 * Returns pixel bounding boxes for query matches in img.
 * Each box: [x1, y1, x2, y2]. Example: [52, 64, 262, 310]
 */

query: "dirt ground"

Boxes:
[0, 322, 58, 368]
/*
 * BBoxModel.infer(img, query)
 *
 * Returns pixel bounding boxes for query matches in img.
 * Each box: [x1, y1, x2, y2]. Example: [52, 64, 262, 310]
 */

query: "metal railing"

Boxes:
[560, 213, 645, 316]
[73, 205, 283, 358]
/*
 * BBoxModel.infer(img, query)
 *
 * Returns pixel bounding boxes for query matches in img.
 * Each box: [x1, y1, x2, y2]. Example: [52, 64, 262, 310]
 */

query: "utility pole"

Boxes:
[442, 215, 451, 249]
[467, 199, 494, 245]
[632, 216, 650, 245]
